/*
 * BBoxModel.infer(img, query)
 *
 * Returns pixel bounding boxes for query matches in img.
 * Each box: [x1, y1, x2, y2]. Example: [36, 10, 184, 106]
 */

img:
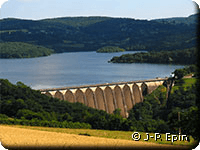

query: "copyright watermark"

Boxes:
[132, 132, 189, 142]
[132, 132, 141, 141]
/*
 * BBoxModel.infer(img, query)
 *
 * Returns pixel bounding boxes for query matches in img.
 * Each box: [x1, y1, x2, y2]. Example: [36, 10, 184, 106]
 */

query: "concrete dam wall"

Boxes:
[40, 79, 166, 117]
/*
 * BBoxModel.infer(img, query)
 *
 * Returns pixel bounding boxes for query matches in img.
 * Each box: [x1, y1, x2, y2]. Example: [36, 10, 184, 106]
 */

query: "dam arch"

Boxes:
[146, 82, 158, 94]
[85, 88, 96, 109]
[104, 86, 116, 114]
[114, 85, 126, 117]
[75, 89, 87, 105]
[95, 87, 107, 112]
[132, 83, 143, 104]
[55, 91, 64, 100]
[123, 84, 134, 110]
[65, 90, 76, 103]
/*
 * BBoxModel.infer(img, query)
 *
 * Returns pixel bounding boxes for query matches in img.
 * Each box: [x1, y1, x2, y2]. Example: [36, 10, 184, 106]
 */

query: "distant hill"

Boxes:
[97, 46, 125, 53]
[0, 14, 197, 53]
[42, 16, 112, 27]
[152, 14, 198, 25]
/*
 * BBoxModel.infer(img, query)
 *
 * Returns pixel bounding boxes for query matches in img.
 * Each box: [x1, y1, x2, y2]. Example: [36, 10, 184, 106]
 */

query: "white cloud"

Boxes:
[0, 0, 8, 8]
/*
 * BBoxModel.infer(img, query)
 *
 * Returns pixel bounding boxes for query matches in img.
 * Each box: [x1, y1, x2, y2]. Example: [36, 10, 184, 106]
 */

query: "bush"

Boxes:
[16, 109, 45, 120]
[0, 114, 9, 119]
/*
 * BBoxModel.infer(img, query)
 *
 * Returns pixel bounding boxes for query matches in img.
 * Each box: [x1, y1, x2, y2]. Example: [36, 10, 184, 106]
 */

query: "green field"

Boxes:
[171, 78, 197, 93]
[13, 125, 196, 147]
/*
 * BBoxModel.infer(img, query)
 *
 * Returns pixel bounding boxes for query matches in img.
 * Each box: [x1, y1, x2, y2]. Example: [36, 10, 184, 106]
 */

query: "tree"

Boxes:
[59, 112, 73, 122]
[173, 69, 187, 79]
[180, 106, 198, 139]
[85, 112, 108, 129]
[107, 114, 124, 130]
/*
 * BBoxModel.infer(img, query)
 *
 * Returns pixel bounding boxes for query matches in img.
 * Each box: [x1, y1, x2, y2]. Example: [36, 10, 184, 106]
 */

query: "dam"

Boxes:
[40, 78, 167, 117]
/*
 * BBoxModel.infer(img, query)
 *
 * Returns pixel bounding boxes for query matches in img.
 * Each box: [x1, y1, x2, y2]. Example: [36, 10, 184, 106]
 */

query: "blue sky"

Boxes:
[0, 0, 197, 20]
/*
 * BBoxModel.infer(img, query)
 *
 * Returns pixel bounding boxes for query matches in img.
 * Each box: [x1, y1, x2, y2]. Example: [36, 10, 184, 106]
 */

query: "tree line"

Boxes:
[109, 47, 197, 65]
[96, 46, 125, 53]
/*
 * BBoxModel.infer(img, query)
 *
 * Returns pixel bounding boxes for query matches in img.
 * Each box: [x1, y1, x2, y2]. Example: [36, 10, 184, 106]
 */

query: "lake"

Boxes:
[0, 51, 184, 89]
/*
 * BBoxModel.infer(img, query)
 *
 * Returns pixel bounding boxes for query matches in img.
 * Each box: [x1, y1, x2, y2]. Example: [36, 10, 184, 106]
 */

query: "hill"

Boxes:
[152, 14, 198, 25]
[0, 42, 54, 58]
[109, 47, 197, 65]
[0, 14, 197, 53]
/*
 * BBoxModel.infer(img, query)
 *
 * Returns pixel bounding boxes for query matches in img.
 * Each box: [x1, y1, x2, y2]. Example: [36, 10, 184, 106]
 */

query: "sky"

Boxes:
[0, 0, 198, 20]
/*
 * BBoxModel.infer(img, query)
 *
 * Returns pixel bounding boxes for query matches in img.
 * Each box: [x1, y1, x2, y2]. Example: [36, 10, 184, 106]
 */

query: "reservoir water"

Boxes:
[0, 51, 184, 89]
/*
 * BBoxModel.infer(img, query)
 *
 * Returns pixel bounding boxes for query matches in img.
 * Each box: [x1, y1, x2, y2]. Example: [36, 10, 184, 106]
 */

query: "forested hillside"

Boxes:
[0, 42, 54, 58]
[0, 14, 197, 53]
[109, 47, 197, 65]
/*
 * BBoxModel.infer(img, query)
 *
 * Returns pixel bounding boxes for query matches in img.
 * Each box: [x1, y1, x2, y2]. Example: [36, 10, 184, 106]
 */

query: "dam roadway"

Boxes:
[40, 78, 167, 117]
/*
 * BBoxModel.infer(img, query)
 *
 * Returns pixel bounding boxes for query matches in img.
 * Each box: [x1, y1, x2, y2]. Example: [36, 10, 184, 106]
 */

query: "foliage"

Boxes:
[97, 46, 125, 53]
[127, 66, 198, 140]
[173, 65, 197, 79]
[167, 106, 198, 138]
[0, 42, 54, 58]
[109, 48, 197, 65]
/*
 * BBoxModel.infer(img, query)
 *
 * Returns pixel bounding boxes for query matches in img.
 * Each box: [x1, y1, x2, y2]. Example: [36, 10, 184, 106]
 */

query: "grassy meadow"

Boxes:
[171, 78, 197, 93]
